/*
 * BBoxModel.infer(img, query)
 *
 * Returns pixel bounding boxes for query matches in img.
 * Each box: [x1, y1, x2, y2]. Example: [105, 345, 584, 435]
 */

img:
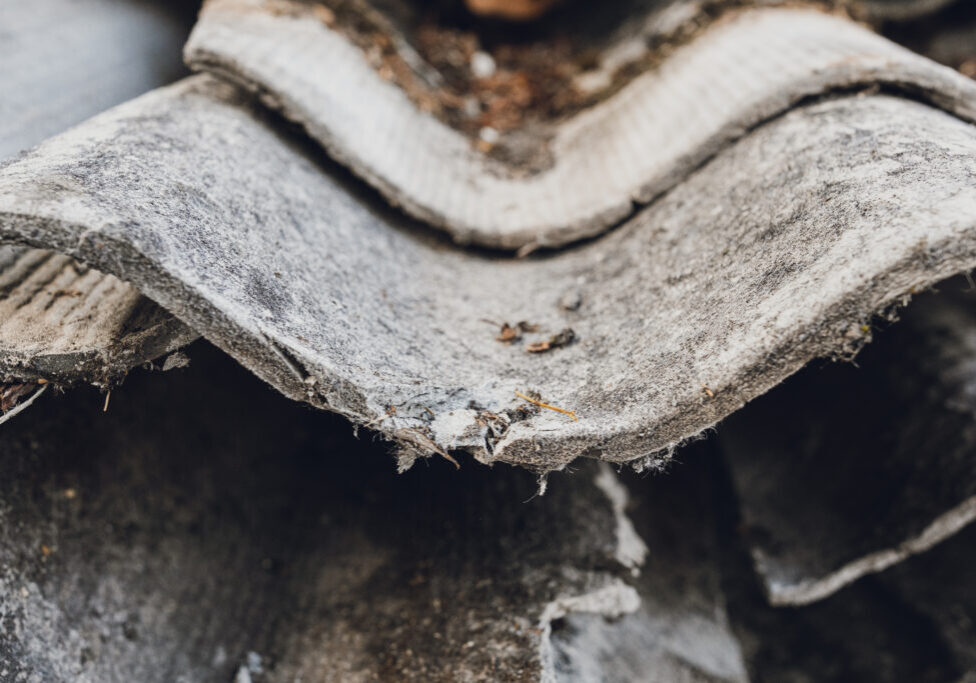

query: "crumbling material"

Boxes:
[720, 277, 976, 605]
[185, 3, 976, 249]
[3, 76, 976, 471]
[551, 453, 746, 683]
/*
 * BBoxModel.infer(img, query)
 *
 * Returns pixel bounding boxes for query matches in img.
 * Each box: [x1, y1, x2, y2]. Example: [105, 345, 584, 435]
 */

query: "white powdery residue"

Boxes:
[537, 579, 641, 683]
[595, 463, 648, 575]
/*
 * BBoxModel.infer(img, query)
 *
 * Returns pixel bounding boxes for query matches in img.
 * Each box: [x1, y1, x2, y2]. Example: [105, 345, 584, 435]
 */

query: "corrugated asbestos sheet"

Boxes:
[3, 0, 976, 680]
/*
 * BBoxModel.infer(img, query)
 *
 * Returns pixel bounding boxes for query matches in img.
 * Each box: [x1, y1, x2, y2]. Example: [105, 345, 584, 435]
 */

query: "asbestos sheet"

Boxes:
[0, 342, 744, 683]
[2, 76, 976, 471]
[720, 277, 976, 605]
[185, 2, 976, 249]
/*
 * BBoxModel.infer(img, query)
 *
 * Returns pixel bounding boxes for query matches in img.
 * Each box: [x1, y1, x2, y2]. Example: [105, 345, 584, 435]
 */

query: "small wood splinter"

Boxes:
[515, 391, 578, 421]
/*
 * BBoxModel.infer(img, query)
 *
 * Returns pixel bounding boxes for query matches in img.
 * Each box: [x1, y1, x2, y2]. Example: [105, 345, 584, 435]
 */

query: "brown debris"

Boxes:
[1, 383, 37, 413]
[494, 320, 539, 343]
[496, 322, 520, 343]
[298, 0, 845, 149]
[464, 0, 565, 22]
[525, 327, 575, 353]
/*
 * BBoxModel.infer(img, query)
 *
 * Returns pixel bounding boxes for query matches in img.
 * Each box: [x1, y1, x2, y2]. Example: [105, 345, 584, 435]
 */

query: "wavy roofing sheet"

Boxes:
[186, 3, 976, 248]
[3, 73, 976, 470]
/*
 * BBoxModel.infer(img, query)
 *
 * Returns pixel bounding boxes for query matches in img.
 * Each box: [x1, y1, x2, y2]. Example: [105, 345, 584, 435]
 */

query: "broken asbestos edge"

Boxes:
[185, 2, 976, 249]
[537, 580, 642, 683]
[2, 76, 976, 472]
[0, 246, 196, 386]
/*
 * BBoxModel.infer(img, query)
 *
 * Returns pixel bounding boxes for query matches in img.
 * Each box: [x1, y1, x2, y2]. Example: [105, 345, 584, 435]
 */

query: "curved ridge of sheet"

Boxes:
[2, 76, 976, 471]
[185, 3, 976, 249]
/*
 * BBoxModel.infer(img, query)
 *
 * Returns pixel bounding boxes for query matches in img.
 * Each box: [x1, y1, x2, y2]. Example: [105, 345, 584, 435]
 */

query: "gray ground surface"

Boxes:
[0, 342, 745, 683]
[0, 0, 196, 160]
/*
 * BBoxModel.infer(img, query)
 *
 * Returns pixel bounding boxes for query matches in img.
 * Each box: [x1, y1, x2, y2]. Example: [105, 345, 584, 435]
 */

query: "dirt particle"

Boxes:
[559, 290, 582, 311]
[1, 383, 37, 413]
[494, 320, 540, 343]
[525, 327, 575, 353]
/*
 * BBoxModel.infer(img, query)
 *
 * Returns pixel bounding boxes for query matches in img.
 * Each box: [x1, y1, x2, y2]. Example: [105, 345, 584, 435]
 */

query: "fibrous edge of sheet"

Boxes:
[1, 76, 976, 473]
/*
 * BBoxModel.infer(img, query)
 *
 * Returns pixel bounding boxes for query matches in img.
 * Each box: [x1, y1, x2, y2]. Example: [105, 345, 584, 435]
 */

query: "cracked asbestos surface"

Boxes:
[3, 4, 976, 474]
[4, 77, 976, 471]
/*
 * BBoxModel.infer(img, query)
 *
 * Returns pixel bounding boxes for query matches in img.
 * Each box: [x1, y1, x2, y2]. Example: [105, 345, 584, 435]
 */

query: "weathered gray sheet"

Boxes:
[721, 277, 976, 605]
[2, 76, 976, 472]
[0, 342, 744, 682]
[185, 2, 976, 249]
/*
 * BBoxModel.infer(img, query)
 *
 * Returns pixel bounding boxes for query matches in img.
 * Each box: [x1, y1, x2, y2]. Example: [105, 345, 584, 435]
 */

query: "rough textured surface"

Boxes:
[0, 341, 744, 682]
[3, 77, 976, 471]
[185, 2, 976, 248]
[0, 246, 195, 385]
[720, 276, 976, 605]
[551, 453, 746, 683]
[0, 0, 197, 160]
